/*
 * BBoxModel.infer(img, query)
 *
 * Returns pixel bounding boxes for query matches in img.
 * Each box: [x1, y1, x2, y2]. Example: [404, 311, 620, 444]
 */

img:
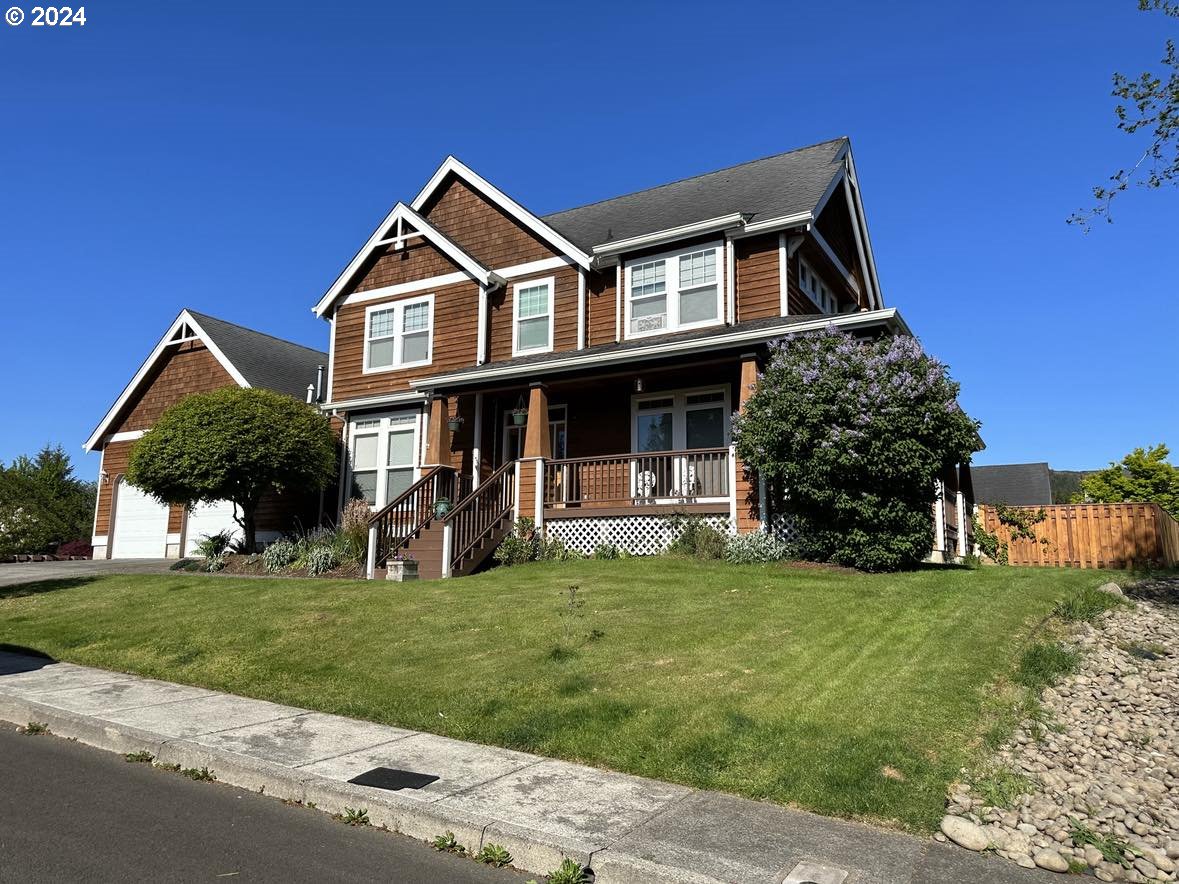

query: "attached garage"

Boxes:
[109, 481, 170, 559]
[85, 308, 329, 560]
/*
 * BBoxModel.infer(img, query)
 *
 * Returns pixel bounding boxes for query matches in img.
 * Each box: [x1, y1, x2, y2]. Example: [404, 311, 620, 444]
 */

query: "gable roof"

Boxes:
[971, 463, 1054, 507]
[84, 309, 327, 451]
[312, 202, 504, 318]
[542, 138, 850, 252]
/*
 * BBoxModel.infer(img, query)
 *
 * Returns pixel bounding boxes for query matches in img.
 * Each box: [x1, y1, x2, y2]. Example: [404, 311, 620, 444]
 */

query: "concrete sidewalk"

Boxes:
[0, 652, 1056, 883]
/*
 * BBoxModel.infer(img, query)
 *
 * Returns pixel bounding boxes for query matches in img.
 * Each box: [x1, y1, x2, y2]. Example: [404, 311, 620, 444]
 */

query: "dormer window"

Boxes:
[364, 295, 434, 373]
[625, 243, 723, 338]
[799, 259, 838, 314]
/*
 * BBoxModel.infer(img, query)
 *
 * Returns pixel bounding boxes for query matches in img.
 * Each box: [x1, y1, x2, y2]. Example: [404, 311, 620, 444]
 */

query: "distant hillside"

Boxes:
[1049, 470, 1093, 504]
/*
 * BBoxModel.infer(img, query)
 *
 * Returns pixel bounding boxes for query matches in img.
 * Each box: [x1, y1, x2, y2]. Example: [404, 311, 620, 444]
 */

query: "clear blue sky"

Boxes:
[1, 0, 1174, 476]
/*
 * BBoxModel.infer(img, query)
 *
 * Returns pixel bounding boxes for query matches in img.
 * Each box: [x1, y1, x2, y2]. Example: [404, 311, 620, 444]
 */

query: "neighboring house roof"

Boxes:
[542, 138, 848, 251]
[971, 463, 1054, 506]
[84, 309, 327, 451]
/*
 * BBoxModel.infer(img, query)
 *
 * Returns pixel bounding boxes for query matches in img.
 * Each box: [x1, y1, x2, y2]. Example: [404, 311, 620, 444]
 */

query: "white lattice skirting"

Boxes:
[767, 512, 804, 548]
[545, 514, 731, 556]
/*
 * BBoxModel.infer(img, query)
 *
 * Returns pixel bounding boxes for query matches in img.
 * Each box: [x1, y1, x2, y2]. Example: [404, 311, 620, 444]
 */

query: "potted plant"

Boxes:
[510, 406, 528, 426]
[433, 497, 452, 519]
[447, 414, 465, 433]
[386, 552, 418, 582]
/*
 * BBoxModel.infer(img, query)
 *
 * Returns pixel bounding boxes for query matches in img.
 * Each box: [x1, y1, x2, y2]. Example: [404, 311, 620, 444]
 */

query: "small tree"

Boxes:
[734, 328, 981, 571]
[0, 445, 97, 556]
[126, 388, 337, 552]
[1075, 443, 1179, 517]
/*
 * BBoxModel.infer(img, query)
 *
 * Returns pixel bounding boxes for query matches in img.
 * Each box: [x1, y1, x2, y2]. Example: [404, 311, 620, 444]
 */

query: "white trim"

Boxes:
[798, 257, 838, 314]
[84, 309, 251, 452]
[326, 314, 337, 402]
[472, 392, 483, 489]
[576, 267, 586, 351]
[934, 480, 947, 552]
[345, 409, 423, 511]
[166, 532, 182, 543]
[630, 385, 732, 453]
[728, 445, 739, 528]
[730, 210, 814, 238]
[513, 462, 522, 523]
[534, 459, 544, 526]
[108, 430, 146, 443]
[956, 489, 967, 558]
[416, 308, 909, 389]
[591, 213, 745, 257]
[91, 534, 108, 547]
[511, 276, 556, 358]
[758, 475, 768, 531]
[313, 202, 502, 318]
[810, 227, 861, 294]
[339, 272, 468, 309]
[410, 156, 592, 269]
[614, 264, 622, 343]
[778, 232, 788, 316]
[843, 173, 883, 309]
[362, 294, 435, 375]
[725, 236, 735, 325]
[497, 256, 575, 279]
[441, 521, 453, 579]
[623, 241, 725, 340]
[320, 390, 428, 413]
[811, 162, 848, 224]
[477, 283, 489, 365]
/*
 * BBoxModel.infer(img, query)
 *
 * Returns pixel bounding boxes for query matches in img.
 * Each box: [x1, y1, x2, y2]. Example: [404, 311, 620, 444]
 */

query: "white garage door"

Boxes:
[110, 482, 170, 559]
[183, 500, 241, 557]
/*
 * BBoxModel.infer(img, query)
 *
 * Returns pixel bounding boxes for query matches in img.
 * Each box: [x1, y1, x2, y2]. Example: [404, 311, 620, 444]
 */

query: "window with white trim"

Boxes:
[512, 277, 554, 356]
[799, 260, 838, 314]
[364, 295, 434, 372]
[349, 412, 420, 508]
[625, 244, 722, 337]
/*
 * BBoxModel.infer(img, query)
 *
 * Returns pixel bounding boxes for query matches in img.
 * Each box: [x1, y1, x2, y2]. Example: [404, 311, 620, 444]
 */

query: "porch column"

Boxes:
[732, 353, 761, 534]
[423, 394, 452, 468]
[519, 383, 549, 530]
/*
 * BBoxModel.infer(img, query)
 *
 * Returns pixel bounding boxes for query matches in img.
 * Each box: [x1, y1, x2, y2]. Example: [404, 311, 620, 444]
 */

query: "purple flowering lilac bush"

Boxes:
[733, 328, 981, 571]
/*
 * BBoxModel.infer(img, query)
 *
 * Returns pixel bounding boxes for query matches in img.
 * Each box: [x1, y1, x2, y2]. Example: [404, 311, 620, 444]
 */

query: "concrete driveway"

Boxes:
[0, 559, 175, 588]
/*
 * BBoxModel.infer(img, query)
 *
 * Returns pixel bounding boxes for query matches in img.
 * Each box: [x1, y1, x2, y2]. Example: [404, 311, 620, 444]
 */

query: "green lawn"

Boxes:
[0, 560, 1105, 830]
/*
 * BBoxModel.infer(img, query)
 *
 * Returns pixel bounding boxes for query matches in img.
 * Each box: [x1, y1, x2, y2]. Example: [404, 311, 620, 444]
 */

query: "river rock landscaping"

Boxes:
[939, 576, 1179, 881]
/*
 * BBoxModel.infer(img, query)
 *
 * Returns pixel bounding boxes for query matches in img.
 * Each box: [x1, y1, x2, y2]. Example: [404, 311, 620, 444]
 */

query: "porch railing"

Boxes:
[442, 459, 517, 577]
[542, 448, 730, 508]
[367, 465, 460, 571]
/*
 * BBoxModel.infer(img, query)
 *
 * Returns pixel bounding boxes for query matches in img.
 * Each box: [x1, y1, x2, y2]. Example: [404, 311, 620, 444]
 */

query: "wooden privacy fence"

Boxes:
[978, 502, 1179, 569]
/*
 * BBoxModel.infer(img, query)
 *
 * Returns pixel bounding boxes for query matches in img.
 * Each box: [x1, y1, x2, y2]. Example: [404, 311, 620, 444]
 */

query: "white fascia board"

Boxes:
[731, 211, 814, 238]
[591, 214, 746, 257]
[415, 308, 906, 390]
[83, 309, 249, 452]
[312, 202, 499, 318]
[410, 156, 592, 270]
[319, 390, 428, 413]
[810, 228, 861, 294]
[844, 162, 884, 309]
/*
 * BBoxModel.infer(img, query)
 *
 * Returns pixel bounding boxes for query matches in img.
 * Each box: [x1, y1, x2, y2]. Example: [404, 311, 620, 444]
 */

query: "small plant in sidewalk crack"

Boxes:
[1068, 818, 1136, 867]
[124, 750, 154, 763]
[546, 857, 591, 884]
[339, 807, 370, 826]
[21, 722, 49, 735]
[154, 762, 181, 772]
[431, 831, 466, 855]
[475, 843, 512, 867]
[181, 766, 216, 782]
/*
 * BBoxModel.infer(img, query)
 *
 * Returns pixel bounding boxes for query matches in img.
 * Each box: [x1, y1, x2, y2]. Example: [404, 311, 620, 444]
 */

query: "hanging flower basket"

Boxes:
[511, 409, 528, 426]
[447, 415, 465, 433]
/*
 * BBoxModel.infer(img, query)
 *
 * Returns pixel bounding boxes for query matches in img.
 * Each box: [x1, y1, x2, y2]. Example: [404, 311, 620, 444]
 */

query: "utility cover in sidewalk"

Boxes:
[781, 861, 848, 884]
[348, 767, 439, 791]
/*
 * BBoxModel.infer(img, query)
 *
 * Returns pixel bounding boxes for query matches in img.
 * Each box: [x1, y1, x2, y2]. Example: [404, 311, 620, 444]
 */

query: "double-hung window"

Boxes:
[513, 277, 554, 356]
[364, 295, 434, 373]
[349, 412, 420, 508]
[799, 260, 838, 314]
[625, 244, 722, 338]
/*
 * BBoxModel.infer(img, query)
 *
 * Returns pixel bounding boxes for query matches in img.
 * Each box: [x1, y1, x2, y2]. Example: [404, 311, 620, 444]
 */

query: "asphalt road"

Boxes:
[0, 559, 176, 588]
[0, 723, 529, 883]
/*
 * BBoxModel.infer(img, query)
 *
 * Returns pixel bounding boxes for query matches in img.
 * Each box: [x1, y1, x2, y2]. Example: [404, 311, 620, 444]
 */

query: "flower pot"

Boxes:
[386, 560, 419, 582]
[433, 498, 452, 519]
[447, 418, 464, 433]
[511, 411, 528, 426]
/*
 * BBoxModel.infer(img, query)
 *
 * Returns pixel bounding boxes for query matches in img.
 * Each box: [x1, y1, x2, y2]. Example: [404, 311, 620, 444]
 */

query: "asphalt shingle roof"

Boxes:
[541, 138, 849, 251]
[187, 311, 327, 401]
[971, 463, 1054, 507]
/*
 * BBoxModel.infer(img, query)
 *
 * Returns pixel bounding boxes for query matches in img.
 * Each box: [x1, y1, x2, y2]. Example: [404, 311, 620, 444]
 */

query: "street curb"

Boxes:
[0, 691, 724, 883]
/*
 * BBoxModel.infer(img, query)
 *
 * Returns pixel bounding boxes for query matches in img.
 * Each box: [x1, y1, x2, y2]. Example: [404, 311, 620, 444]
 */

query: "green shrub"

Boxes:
[543, 536, 585, 562]
[262, 538, 298, 573]
[494, 518, 542, 566]
[1055, 586, 1126, 622]
[1016, 642, 1080, 691]
[592, 542, 621, 560]
[305, 544, 339, 576]
[724, 531, 789, 564]
[339, 498, 371, 561]
[194, 529, 235, 559]
[666, 512, 728, 559]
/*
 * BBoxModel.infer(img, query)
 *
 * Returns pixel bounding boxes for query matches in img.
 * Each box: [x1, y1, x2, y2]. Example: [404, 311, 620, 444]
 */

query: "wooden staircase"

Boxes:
[368, 461, 517, 579]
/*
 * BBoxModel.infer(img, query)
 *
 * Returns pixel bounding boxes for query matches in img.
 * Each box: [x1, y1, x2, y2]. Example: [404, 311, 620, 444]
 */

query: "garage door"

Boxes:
[110, 482, 170, 559]
[183, 500, 241, 556]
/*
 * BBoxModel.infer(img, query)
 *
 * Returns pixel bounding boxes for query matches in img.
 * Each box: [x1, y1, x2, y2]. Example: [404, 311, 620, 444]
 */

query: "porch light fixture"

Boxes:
[99, 470, 110, 484]
[633, 377, 644, 393]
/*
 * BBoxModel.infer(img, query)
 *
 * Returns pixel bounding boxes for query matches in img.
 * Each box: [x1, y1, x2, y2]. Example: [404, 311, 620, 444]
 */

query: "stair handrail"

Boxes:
[442, 459, 517, 573]
[367, 465, 454, 567]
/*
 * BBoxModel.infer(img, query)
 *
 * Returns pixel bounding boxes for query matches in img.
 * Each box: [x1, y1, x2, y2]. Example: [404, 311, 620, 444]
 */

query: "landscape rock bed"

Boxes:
[939, 577, 1179, 881]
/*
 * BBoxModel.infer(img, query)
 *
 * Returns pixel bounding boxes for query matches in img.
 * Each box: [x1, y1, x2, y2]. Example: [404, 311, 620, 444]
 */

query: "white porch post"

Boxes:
[472, 392, 483, 490]
[758, 475, 769, 532]
[365, 525, 377, 579]
[956, 489, 967, 557]
[513, 461, 522, 522]
[534, 457, 545, 528]
[727, 445, 739, 532]
[441, 521, 453, 579]
[933, 480, 947, 555]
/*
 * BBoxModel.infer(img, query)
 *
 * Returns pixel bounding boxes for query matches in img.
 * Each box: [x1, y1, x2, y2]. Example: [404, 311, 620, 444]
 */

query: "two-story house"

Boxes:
[311, 137, 970, 578]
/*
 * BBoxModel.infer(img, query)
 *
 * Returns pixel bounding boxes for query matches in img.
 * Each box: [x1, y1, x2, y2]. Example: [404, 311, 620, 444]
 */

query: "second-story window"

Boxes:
[799, 260, 838, 314]
[626, 243, 722, 337]
[364, 294, 434, 373]
[513, 277, 554, 356]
